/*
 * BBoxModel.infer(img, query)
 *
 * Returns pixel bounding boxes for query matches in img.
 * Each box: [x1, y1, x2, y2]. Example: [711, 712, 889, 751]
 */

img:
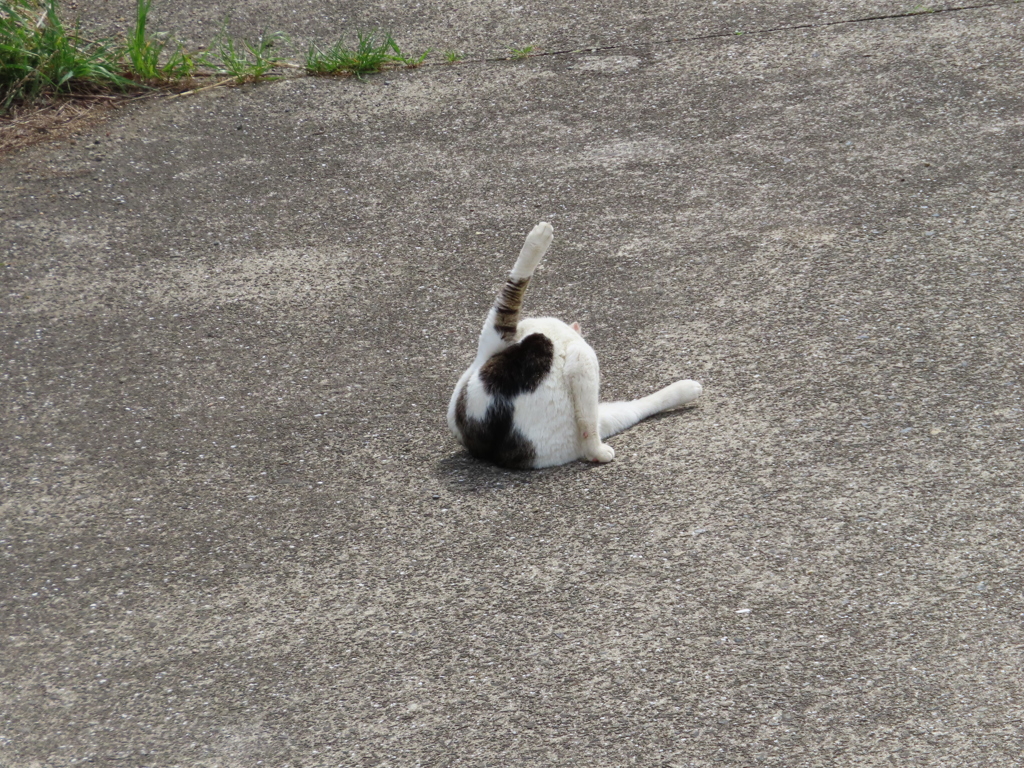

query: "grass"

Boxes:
[1, 0, 133, 111]
[1, 0, 437, 120]
[1, 0, 297, 113]
[398, 48, 430, 68]
[507, 44, 535, 59]
[442, 49, 465, 64]
[304, 30, 429, 77]
[124, 0, 195, 81]
[201, 24, 288, 83]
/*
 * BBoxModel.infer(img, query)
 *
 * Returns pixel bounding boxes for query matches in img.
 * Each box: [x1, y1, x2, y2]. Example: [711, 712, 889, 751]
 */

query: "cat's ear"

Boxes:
[572, 321, 582, 334]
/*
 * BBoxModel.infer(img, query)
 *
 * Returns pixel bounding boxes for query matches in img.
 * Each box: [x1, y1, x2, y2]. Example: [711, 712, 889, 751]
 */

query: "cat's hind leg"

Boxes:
[511, 221, 553, 280]
[474, 222, 554, 366]
[598, 380, 702, 439]
[565, 340, 615, 463]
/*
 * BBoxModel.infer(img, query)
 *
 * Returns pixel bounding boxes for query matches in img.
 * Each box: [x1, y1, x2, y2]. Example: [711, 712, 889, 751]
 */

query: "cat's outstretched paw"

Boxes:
[512, 221, 554, 279]
[668, 379, 702, 407]
[586, 443, 615, 463]
[526, 221, 554, 251]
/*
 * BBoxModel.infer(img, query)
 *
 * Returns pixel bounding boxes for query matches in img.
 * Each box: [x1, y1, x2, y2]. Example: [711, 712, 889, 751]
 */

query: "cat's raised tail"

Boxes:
[599, 379, 703, 439]
[472, 222, 554, 366]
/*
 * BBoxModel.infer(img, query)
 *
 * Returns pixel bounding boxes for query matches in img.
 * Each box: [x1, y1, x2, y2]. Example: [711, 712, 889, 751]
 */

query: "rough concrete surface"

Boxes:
[2, 2, 1023, 766]
[69, 0, 979, 59]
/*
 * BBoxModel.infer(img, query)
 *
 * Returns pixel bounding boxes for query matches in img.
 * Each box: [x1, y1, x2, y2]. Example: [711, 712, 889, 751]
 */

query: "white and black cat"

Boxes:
[447, 222, 703, 469]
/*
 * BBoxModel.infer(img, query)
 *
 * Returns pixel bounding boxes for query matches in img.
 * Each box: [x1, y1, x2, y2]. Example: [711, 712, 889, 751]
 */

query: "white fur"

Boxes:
[512, 317, 603, 468]
[448, 222, 702, 469]
[448, 223, 559, 435]
[462, 374, 492, 421]
[598, 380, 703, 439]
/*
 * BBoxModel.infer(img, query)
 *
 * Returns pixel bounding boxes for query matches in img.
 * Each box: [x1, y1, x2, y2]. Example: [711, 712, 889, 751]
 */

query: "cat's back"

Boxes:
[448, 317, 586, 469]
[514, 316, 580, 350]
[510, 317, 589, 467]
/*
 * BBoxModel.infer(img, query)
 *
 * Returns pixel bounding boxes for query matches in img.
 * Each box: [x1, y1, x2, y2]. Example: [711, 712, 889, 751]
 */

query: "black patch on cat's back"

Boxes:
[454, 332, 554, 470]
[479, 332, 554, 398]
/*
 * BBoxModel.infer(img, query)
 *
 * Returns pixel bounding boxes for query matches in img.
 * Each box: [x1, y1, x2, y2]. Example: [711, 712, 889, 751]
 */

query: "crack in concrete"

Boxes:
[506, 1, 1010, 62]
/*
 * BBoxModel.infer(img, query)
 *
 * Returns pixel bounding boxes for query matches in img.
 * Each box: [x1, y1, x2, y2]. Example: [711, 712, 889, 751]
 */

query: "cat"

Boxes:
[447, 221, 703, 469]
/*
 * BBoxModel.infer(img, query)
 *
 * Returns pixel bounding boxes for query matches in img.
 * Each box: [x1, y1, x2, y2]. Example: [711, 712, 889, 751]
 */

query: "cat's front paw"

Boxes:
[586, 443, 615, 463]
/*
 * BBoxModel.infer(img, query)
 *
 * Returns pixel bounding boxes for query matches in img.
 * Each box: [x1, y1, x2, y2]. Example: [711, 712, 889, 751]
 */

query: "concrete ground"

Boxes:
[2, 1, 1023, 766]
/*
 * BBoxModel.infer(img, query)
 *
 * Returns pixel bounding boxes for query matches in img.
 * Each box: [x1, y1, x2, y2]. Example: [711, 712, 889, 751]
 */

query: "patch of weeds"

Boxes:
[395, 47, 430, 68]
[305, 30, 428, 77]
[442, 49, 465, 64]
[305, 31, 396, 77]
[508, 44, 535, 59]
[201, 22, 288, 83]
[3, 0, 443, 125]
[1, 0, 132, 111]
[123, 0, 195, 81]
